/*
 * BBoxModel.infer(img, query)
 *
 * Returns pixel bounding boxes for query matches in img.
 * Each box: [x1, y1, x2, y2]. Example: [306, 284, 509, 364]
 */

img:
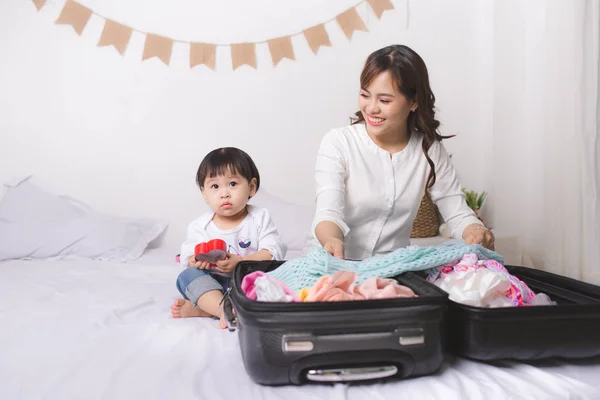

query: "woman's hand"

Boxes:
[315, 221, 345, 259]
[323, 238, 345, 259]
[463, 224, 495, 250]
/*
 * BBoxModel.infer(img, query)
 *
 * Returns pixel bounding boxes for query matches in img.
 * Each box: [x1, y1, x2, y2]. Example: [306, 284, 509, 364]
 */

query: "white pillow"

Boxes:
[0, 176, 167, 262]
[249, 190, 315, 258]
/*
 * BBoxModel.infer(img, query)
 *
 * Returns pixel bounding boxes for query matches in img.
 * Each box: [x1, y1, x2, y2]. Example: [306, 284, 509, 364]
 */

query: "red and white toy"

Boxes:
[194, 239, 228, 266]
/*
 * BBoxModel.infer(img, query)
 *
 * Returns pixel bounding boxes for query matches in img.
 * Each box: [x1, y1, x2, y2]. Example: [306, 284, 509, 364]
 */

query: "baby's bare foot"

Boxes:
[218, 313, 228, 329]
[171, 298, 210, 318]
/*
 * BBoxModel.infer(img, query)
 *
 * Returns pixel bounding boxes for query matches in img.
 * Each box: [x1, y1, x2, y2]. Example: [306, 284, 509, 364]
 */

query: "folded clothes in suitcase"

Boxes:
[446, 265, 600, 361]
[223, 260, 448, 386]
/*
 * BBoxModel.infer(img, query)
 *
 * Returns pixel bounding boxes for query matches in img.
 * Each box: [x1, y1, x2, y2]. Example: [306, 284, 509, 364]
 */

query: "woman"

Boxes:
[313, 45, 494, 260]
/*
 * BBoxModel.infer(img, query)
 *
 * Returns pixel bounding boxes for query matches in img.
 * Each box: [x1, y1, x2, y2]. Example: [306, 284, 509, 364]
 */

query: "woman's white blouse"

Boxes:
[312, 123, 481, 260]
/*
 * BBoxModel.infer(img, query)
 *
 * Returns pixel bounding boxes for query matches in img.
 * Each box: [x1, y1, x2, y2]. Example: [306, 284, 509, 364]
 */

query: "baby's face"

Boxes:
[201, 171, 255, 219]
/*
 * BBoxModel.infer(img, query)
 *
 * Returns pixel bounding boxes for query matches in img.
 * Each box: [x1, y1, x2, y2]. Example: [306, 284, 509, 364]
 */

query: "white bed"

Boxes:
[1, 248, 599, 400]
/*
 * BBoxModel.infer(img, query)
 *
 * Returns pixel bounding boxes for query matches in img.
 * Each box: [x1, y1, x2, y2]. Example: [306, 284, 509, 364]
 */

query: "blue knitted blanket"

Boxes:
[268, 244, 504, 293]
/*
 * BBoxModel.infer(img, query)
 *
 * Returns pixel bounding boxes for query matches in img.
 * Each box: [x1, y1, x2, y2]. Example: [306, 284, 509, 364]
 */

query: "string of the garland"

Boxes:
[31, 0, 404, 69]
[87, 0, 367, 46]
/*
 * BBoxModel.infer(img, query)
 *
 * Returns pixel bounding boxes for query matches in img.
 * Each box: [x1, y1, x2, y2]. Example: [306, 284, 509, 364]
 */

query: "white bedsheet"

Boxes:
[1, 249, 599, 400]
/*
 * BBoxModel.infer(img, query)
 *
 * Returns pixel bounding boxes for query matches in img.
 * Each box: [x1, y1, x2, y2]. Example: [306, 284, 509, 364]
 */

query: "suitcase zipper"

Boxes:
[230, 289, 445, 313]
[221, 289, 237, 332]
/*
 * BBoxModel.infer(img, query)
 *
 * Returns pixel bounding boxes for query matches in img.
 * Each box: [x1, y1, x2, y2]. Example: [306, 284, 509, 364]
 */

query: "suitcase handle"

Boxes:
[282, 329, 425, 354]
[306, 365, 398, 382]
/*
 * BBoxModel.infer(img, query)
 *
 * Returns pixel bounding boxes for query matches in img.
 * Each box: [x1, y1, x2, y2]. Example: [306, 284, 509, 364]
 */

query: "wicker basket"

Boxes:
[410, 195, 440, 238]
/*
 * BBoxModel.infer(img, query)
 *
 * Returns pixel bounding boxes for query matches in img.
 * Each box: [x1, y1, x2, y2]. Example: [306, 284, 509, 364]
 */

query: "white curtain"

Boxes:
[490, 0, 600, 284]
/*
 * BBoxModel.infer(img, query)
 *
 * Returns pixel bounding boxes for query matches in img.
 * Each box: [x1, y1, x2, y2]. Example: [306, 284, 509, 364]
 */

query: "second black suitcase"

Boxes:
[446, 265, 600, 361]
[224, 260, 448, 386]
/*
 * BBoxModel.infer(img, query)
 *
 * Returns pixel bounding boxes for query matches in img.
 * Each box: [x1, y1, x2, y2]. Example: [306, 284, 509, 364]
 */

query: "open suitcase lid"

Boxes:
[445, 265, 600, 360]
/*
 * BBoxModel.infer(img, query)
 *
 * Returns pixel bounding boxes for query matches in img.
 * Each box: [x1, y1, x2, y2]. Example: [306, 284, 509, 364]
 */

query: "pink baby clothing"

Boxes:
[304, 271, 417, 302]
[242, 271, 301, 302]
[305, 271, 357, 302]
[356, 276, 418, 299]
[427, 253, 547, 307]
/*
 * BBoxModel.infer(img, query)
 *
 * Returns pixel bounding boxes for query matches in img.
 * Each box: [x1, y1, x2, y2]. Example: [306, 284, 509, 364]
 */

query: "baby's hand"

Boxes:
[214, 253, 243, 274]
[188, 255, 211, 269]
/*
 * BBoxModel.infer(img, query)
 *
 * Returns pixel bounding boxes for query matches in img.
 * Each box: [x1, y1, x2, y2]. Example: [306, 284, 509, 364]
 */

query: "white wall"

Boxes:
[0, 0, 494, 250]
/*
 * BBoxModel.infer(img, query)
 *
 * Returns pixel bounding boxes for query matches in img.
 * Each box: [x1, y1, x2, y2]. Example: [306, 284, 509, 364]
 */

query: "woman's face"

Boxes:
[359, 70, 416, 139]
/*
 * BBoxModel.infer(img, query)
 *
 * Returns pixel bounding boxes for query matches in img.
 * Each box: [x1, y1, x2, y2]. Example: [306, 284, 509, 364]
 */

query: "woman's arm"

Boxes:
[428, 142, 494, 249]
[312, 130, 350, 258]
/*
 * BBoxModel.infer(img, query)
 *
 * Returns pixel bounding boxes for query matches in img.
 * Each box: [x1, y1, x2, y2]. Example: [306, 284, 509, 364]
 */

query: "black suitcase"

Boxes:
[446, 265, 600, 361]
[223, 260, 448, 386]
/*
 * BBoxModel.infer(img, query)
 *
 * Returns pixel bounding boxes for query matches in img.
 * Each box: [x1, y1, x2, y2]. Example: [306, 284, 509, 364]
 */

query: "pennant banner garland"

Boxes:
[303, 24, 332, 54]
[55, 0, 92, 36]
[98, 19, 132, 55]
[142, 34, 173, 65]
[32, 0, 399, 70]
[336, 8, 368, 40]
[190, 43, 217, 70]
[33, 0, 46, 11]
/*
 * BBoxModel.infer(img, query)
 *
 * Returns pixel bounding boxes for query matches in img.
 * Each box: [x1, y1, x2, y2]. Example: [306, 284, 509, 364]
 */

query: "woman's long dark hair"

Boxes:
[352, 45, 453, 196]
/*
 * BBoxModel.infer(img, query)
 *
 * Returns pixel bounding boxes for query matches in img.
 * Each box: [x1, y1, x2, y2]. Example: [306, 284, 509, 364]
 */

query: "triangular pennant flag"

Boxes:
[32, 0, 46, 11]
[231, 43, 256, 70]
[98, 20, 132, 56]
[142, 34, 173, 65]
[268, 36, 295, 67]
[336, 7, 368, 40]
[55, 0, 93, 36]
[367, 0, 395, 19]
[303, 24, 331, 55]
[190, 43, 217, 70]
